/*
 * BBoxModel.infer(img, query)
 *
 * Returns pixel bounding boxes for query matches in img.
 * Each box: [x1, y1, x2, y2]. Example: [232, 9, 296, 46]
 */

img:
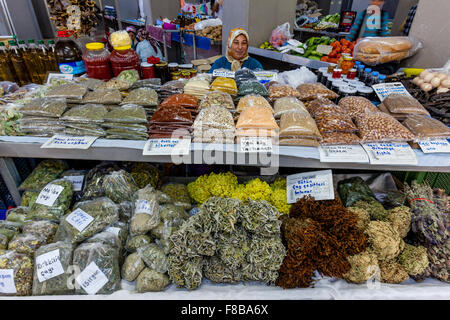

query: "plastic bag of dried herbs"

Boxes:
[22, 220, 58, 243]
[118, 201, 132, 223]
[136, 243, 168, 273]
[120, 88, 158, 106]
[20, 191, 39, 207]
[27, 179, 74, 221]
[0, 221, 22, 241]
[80, 163, 122, 201]
[337, 176, 377, 207]
[20, 98, 67, 118]
[130, 163, 159, 189]
[160, 183, 192, 210]
[18, 160, 68, 191]
[74, 77, 104, 91]
[60, 104, 108, 123]
[61, 197, 119, 244]
[0, 234, 7, 250]
[102, 122, 147, 132]
[104, 104, 148, 124]
[32, 241, 74, 296]
[116, 69, 140, 86]
[84, 231, 121, 250]
[103, 170, 139, 204]
[53, 218, 68, 243]
[104, 221, 129, 249]
[154, 220, 179, 254]
[130, 185, 160, 236]
[0, 250, 33, 296]
[121, 252, 145, 281]
[136, 268, 170, 292]
[8, 233, 47, 256]
[238, 80, 269, 97]
[159, 204, 189, 226]
[6, 207, 29, 225]
[130, 78, 162, 90]
[45, 83, 87, 101]
[125, 234, 152, 253]
[81, 89, 123, 105]
[65, 125, 106, 137]
[73, 242, 121, 295]
[61, 169, 88, 203]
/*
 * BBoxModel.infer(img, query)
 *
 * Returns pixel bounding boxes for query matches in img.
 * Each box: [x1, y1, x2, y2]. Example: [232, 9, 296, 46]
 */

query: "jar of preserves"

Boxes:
[83, 42, 112, 80]
[181, 70, 191, 79]
[341, 55, 354, 75]
[141, 62, 155, 79]
[346, 68, 357, 80]
[190, 69, 197, 77]
[110, 45, 140, 78]
[327, 63, 337, 74]
[168, 62, 179, 73]
[171, 71, 181, 80]
[339, 85, 357, 98]
[332, 68, 342, 79]
[155, 62, 169, 83]
[55, 30, 86, 76]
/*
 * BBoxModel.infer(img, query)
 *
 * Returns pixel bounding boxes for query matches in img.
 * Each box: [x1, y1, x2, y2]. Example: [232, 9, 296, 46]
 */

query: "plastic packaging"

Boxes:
[353, 36, 422, 66]
[307, 98, 346, 118]
[137, 243, 168, 273]
[110, 30, 132, 49]
[278, 67, 317, 88]
[120, 88, 158, 106]
[337, 176, 377, 207]
[125, 234, 152, 253]
[61, 104, 108, 123]
[193, 105, 235, 130]
[355, 110, 415, 142]
[84, 231, 121, 250]
[234, 68, 257, 88]
[269, 22, 293, 49]
[338, 96, 378, 118]
[82, 89, 122, 105]
[160, 93, 198, 109]
[316, 113, 357, 134]
[83, 42, 112, 80]
[279, 111, 321, 140]
[236, 106, 279, 130]
[211, 77, 238, 95]
[320, 132, 361, 145]
[103, 170, 138, 204]
[45, 83, 87, 101]
[0, 221, 22, 241]
[199, 91, 235, 110]
[150, 105, 193, 124]
[21, 98, 67, 118]
[382, 94, 429, 115]
[236, 94, 273, 113]
[104, 104, 147, 124]
[6, 207, 29, 225]
[121, 252, 145, 281]
[161, 183, 192, 210]
[22, 220, 58, 243]
[183, 76, 211, 100]
[402, 114, 450, 140]
[0, 251, 33, 296]
[75, 78, 105, 92]
[136, 268, 170, 292]
[296, 83, 339, 101]
[268, 84, 301, 100]
[238, 81, 269, 97]
[73, 242, 121, 295]
[274, 97, 309, 118]
[32, 241, 74, 296]
[8, 233, 46, 255]
[130, 185, 160, 236]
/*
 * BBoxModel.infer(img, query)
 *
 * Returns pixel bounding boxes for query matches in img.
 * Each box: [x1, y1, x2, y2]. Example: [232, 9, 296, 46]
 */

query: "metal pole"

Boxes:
[114, 0, 122, 30]
[179, 29, 185, 64]
[192, 30, 197, 61]
[0, 158, 22, 206]
[163, 29, 168, 61]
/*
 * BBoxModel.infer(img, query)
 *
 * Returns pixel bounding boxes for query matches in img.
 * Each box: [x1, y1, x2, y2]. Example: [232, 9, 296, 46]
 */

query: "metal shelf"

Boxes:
[294, 27, 350, 38]
[248, 46, 329, 69]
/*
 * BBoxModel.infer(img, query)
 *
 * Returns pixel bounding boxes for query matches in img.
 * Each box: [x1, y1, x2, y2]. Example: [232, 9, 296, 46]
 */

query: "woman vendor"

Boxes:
[209, 28, 263, 73]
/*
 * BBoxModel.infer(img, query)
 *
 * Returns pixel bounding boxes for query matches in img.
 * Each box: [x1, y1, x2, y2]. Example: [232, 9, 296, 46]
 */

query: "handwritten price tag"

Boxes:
[418, 139, 450, 153]
[212, 69, 235, 78]
[0, 269, 16, 294]
[361, 142, 418, 165]
[63, 175, 85, 191]
[316, 45, 333, 55]
[135, 199, 155, 215]
[76, 262, 108, 295]
[35, 184, 65, 207]
[143, 138, 191, 156]
[239, 137, 273, 153]
[36, 249, 65, 283]
[287, 170, 334, 203]
[41, 135, 98, 150]
[372, 82, 412, 102]
[65, 208, 94, 232]
[318, 145, 369, 163]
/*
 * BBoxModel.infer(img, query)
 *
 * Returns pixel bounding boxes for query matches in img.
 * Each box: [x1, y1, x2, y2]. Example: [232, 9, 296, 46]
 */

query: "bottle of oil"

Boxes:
[36, 40, 51, 83]
[7, 40, 31, 86]
[47, 40, 59, 72]
[17, 40, 27, 51]
[23, 39, 42, 84]
[55, 30, 85, 76]
[0, 42, 17, 82]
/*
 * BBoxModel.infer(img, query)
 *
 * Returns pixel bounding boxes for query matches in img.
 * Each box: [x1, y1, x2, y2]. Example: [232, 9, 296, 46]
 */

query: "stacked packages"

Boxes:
[193, 105, 235, 143]
[183, 75, 211, 100]
[102, 104, 148, 140]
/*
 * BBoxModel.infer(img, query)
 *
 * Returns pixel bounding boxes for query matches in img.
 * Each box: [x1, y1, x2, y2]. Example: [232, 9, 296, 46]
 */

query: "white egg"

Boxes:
[437, 87, 449, 94]
[436, 73, 447, 80]
[421, 83, 433, 92]
[431, 77, 441, 88]
[423, 73, 435, 83]
[419, 69, 430, 79]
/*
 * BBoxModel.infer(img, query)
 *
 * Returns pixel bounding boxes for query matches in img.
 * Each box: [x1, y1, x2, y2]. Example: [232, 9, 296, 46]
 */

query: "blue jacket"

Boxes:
[346, 10, 390, 42]
[209, 56, 263, 73]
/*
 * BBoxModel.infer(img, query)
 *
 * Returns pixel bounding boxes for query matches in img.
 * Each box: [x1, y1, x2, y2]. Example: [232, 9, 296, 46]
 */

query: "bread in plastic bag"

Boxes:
[236, 94, 273, 113]
[274, 97, 309, 118]
[199, 90, 235, 110]
[402, 114, 450, 140]
[130, 185, 160, 236]
[269, 22, 293, 49]
[296, 83, 339, 101]
[8, 233, 47, 256]
[234, 68, 257, 88]
[125, 234, 152, 253]
[269, 84, 301, 100]
[211, 77, 238, 95]
[104, 104, 147, 124]
[236, 106, 279, 130]
[353, 36, 422, 66]
[136, 267, 170, 292]
[6, 207, 29, 225]
[382, 94, 430, 115]
[102, 170, 139, 204]
[238, 80, 269, 97]
[120, 88, 158, 107]
[81, 89, 122, 105]
[121, 251, 145, 281]
[61, 104, 108, 123]
[45, 83, 87, 101]
[73, 242, 120, 295]
[21, 98, 67, 118]
[22, 220, 58, 244]
[32, 241, 74, 296]
[136, 243, 168, 273]
[28, 179, 74, 221]
[18, 160, 68, 192]
[279, 111, 322, 140]
[355, 110, 415, 143]
[0, 250, 33, 296]
[338, 96, 378, 119]
[61, 197, 119, 244]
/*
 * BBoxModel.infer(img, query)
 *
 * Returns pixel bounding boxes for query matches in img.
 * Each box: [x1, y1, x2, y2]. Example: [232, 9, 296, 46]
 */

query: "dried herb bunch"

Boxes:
[275, 196, 366, 288]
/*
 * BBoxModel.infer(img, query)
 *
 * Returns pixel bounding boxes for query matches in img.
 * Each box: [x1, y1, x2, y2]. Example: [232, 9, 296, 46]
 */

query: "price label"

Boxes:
[75, 262, 108, 295]
[372, 82, 413, 101]
[286, 170, 335, 203]
[63, 175, 85, 192]
[418, 139, 450, 153]
[318, 145, 369, 163]
[254, 70, 278, 83]
[212, 69, 235, 78]
[105, 227, 121, 237]
[41, 135, 98, 149]
[361, 142, 418, 165]
[46, 72, 73, 85]
[239, 137, 273, 153]
[0, 269, 16, 294]
[65, 208, 94, 232]
[35, 184, 65, 207]
[36, 249, 65, 283]
[316, 45, 333, 55]
[143, 138, 191, 156]
[135, 199, 154, 215]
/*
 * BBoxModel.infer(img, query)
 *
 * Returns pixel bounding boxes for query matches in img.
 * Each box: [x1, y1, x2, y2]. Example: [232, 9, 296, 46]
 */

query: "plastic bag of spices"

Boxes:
[8, 233, 47, 256]
[199, 91, 235, 110]
[236, 106, 279, 130]
[273, 97, 309, 118]
[22, 220, 58, 244]
[160, 93, 199, 109]
[236, 94, 273, 113]
[296, 83, 338, 101]
[0, 251, 33, 296]
[103, 170, 139, 204]
[279, 111, 321, 140]
[81, 89, 123, 105]
[383, 94, 429, 115]
[402, 114, 450, 140]
[238, 80, 269, 97]
[60, 104, 108, 124]
[120, 88, 158, 107]
[104, 104, 147, 124]
[45, 83, 87, 102]
[20, 98, 67, 118]
[129, 184, 160, 236]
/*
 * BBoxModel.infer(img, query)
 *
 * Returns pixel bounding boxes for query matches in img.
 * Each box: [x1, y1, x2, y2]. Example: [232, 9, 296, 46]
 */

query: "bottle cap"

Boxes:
[358, 64, 365, 69]
[8, 40, 16, 45]
[141, 62, 154, 67]
[379, 75, 386, 80]
[364, 68, 372, 72]
[57, 30, 74, 38]
[0, 43, 4, 46]
[86, 42, 105, 50]
[18, 40, 25, 44]
[48, 40, 55, 44]
[27, 39, 35, 43]
[37, 40, 45, 44]
[372, 71, 379, 76]
[113, 45, 132, 50]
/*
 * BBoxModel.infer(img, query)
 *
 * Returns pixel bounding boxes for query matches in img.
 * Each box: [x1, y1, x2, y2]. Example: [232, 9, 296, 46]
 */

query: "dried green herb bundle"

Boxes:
[365, 221, 401, 261]
[20, 191, 39, 207]
[137, 243, 168, 273]
[354, 199, 390, 221]
[0, 221, 22, 241]
[80, 163, 122, 201]
[130, 163, 160, 189]
[130, 185, 160, 236]
[61, 104, 108, 123]
[125, 234, 152, 253]
[136, 268, 170, 292]
[21, 98, 67, 117]
[103, 170, 139, 204]
[337, 176, 377, 207]
[19, 160, 68, 192]
[161, 183, 192, 210]
[241, 200, 282, 237]
[343, 251, 379, 284]
[122, 252, 145, 281]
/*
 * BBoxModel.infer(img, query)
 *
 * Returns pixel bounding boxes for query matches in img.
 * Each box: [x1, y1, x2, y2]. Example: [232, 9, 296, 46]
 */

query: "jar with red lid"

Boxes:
[332, 68, 342, 79]
[83, 42, 112, 80]
[109, 44, 140, 77]
[141, 62, 155, 79]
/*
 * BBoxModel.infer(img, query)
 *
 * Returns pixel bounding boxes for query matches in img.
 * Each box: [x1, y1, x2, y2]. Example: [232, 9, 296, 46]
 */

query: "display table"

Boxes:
[248, 47, 330, 69]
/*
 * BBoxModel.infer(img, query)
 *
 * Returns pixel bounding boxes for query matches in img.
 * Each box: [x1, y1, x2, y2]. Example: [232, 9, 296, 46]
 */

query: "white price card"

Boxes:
[76, 262, 108, 295]
[239, 137, 273, 153]
[46, 72, 73, 85]
[212, 69, 235, 78]
[135, 199, 154, 215]
[63, 175, 85, 192]
[35, 183, 65, 207]
[41, 135, 98, 149]
[361, 142, 418, 165]
[36, 249, 65, 283]
[286, 170, 335, 203]
[65, 208, 94, 232]
[254, 70, 278, 83]
[318, 145, 369, 163]
[418, 139, 450, 153]
[143, 138, 191, 156]
[316, 45, 333, 55]
[372, 82, 413, 102]
[0, 269, 16, 294]
[105, 227, 121, 237]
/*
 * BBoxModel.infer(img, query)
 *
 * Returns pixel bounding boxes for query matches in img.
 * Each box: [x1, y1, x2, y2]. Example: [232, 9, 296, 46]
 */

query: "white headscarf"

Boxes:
[225, 28, 250, 71]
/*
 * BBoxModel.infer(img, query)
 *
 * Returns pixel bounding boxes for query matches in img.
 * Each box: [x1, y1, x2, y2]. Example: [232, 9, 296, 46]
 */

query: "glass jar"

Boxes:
[357, 86, 375, 100]
[317, 67, 328, 83]
[179, 63, 193, 70]
[141, 62, 155, 79]
[321, 72, 331, 85]
[181, 70, 191, 79]
[190, 69, 198, 78]
[110, 45, 140, 77]
[168, 62, 179, 74]
[332, 80, 345, 93]
[346, 68, 357, 80]
[341, 56, 354, 75]
[325, 74, 334, 89]
[339, 85, 357, 98]
[327, 63, 337, 74]
[155, 62, 169, 83]
[83, 42, 112, 80]
[171, 71, 181, 80]
[332, 68, 342, 79]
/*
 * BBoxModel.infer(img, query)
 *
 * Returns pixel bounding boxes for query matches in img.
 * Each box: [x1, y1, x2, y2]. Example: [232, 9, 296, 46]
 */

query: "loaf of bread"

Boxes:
[355, 51, 409, 64]
[356, 37, 413, 54]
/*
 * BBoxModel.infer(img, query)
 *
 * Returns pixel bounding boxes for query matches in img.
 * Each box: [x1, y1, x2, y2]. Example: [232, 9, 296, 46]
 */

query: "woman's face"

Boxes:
[128, 32, 136, 41]
[230, 34, 248, 60]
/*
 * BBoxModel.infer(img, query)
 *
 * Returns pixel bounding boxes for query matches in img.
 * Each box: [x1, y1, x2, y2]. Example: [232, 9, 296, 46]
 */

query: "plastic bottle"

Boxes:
[369, 71, 379, 86]
[357, 64, 365, 79]
[23, 39, 42, 84]
[7, 40, 31, 86]
[17, 40, 27, 51]
[377, 75, 386, 84]
[55, 30, 86, 76]
[47, 40, 59, 72]
[0, 43, 17, 82]
[363, 68, 372, 84]
[36, 40, 51, 83]
[82, 42, 112, 80]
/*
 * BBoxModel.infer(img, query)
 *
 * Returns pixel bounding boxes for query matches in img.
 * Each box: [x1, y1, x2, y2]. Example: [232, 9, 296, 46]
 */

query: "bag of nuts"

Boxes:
[338, 96, 379, 119]
[296, 83, 339, 101]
